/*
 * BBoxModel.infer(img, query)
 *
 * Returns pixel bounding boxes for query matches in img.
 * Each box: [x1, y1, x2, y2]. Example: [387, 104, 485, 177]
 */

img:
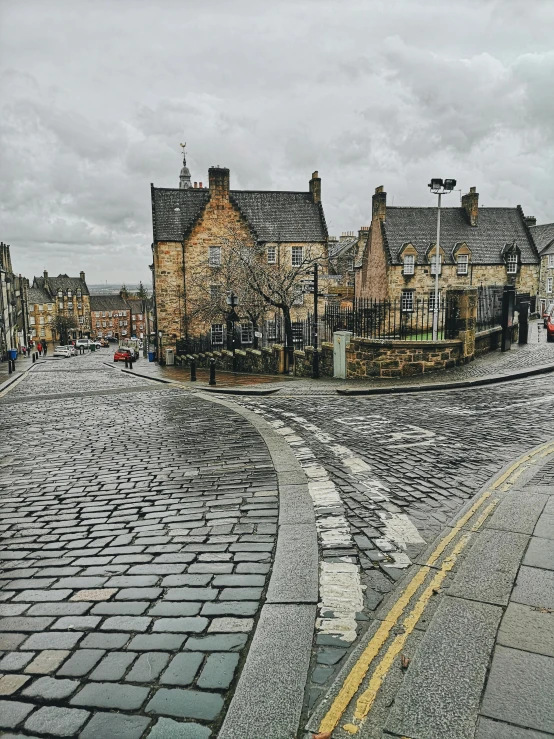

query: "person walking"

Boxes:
[43, 342, 48, 356]
[37, 341, 42, 356]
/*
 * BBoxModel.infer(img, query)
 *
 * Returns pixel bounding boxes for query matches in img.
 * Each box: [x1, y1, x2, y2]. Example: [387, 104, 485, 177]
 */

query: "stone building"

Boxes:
[31, 272, 91, 341]
[0, 242, 29, 356]
[27, 286, 55, 344]
[529, 222, 554, 315]
[125, 298, 148, 339]
[327, 229, 369, 305]
[356, 186, 541, 308]
[90, 295, 131, 340]
[151, 154, 328, 350]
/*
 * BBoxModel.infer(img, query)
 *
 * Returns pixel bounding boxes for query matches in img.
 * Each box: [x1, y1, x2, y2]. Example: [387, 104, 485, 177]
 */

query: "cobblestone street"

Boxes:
[0, 353, 277, 738]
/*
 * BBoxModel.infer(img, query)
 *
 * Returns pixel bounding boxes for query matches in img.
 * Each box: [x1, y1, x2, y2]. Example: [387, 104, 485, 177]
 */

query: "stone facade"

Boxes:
[529, 222, 554, 315]
[90, 295, 131, 340]
[30, 271, 91, 343]
[176, 345, 282, 376]
[0, 243, 29, 356]
[151, 165, 328, 352]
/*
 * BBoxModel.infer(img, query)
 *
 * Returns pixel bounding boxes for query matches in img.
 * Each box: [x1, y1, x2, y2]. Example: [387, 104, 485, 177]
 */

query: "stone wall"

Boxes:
[176, 345, 281, 375]
[346, 337, 463, 378]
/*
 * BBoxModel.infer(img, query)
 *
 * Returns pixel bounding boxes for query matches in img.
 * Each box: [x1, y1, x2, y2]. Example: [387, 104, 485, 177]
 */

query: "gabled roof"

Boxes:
[529, 223, 554, 255]
[381, 207, 539, 265]
[90, 295, 130, 312]
[151, 187, 327, 243]
[125, 298, 144, 315]
[328, 235, 358, 259]
[28, 287, 51, 305]
[34, 275, 90, 296]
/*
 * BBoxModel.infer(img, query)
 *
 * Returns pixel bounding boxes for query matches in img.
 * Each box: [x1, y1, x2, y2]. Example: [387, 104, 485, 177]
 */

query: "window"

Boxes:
[96, 322, 100, 328]
[108, 312, 112, 318]
[102, 322, 106, 328]
[68, 302, 73, 310]
[77, 303, 82, 310]
[292, 246, 303, 267]
[38, 304, 43, 312]
[267, 321, 277, 340]
[209, 246, 222, 267]
[77, 289, 81, 298]
[429, 291, 441, 312]
[79, 317, 84, 324]
[548, 277, 553, 294]
[430, 254, 442, 275]
[29, 316, 35, 326]
[67, 290, 72, 298]
[39, 317, 44, 325]
[58, 290, 63, 298]
[58, 302, 64, 311]
[267, 246, 277, 264]
[47, 304, 53, 311]
[403, 254, 415, 275]
[506, 253, 518, 274]
[457, 254, 469, 275]
[548, 254, 554, 268]
[40, 328, 45, 337]
[401, 290, 414, 312]
[211, 323, 224, 344]
[240, 322, 253, 344]
[210, 285, 220, 301]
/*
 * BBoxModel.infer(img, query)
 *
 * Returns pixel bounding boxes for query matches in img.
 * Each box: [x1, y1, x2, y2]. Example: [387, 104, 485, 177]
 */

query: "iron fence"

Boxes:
[476, 285, 503, 332]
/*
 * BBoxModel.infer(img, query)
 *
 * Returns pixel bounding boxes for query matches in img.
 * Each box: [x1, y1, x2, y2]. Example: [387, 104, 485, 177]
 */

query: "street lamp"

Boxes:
[226, 292, 239, 370]
[428, 177, 456, 340]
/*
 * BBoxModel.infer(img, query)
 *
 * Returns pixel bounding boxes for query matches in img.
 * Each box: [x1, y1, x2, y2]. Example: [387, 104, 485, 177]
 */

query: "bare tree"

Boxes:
[49, 314, 78, 345]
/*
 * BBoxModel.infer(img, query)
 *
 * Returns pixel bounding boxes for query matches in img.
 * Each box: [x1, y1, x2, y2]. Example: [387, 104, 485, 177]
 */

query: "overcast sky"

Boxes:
[1, 0, 553, 284]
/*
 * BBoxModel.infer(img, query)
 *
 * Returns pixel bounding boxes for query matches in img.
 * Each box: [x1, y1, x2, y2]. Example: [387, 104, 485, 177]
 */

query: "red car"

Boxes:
[114, 348, 133, 362]
[546, 309, 554, 343]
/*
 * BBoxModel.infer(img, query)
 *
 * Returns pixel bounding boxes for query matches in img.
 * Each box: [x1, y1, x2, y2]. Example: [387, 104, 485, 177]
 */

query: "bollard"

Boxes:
[8, 360, 12, 375]
[32, 353, 36, 363]
[209, 358, 216, 386]
[190, 359, 197, 382]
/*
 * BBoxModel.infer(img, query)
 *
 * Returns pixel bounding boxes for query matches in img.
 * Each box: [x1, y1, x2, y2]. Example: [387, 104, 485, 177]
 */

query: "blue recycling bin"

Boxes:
[148, 351, 156, 362]
[8, 349, 17, 361]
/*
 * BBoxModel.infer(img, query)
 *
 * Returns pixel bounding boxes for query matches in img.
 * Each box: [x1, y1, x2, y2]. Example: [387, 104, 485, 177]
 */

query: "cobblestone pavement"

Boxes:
[0, 353, 278, 738]
[230, 373, 554, 720]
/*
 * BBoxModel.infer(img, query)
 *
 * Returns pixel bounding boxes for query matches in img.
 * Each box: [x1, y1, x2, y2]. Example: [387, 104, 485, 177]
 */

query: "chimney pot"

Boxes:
[199, 182, 203, 188]
[525, 215, 537, 227]
[462, 187, 479, 226]
[43, 270, 48, 279]
[372, 186, 387, 222]
[309, 171, 322, 204]
[194, 182, 197, 188]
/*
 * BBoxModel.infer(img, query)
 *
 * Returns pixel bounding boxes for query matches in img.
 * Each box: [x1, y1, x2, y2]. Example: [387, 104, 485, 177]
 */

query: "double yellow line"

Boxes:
[317, 439, 554, 737]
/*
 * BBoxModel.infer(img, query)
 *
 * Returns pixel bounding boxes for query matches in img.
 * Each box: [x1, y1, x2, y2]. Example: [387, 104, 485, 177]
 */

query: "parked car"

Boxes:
[76, 338, 92, 349]
[66, 345, 77, 356]
[546, 309, 554, 343]
[114, 348, 133, 362]
[543, 303, 554, 327]
[53, 346, 71, 358]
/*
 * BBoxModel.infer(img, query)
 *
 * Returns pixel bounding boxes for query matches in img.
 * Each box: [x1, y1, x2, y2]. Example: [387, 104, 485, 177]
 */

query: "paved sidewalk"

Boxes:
[134, 320, 554, 395]
[308, 441, 554, 738]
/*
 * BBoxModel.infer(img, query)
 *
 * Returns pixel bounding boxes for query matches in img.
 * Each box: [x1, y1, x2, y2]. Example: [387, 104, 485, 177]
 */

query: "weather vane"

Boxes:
[180, 142, 186, 153]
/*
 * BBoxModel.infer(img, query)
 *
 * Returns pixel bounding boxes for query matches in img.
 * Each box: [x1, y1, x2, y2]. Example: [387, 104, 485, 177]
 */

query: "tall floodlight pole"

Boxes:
[428, 178, 456, 340]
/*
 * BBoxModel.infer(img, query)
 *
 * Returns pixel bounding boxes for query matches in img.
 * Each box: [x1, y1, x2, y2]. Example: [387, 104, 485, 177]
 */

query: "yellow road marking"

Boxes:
[317, 441, 554, 736]
[349, 534, 471, 730]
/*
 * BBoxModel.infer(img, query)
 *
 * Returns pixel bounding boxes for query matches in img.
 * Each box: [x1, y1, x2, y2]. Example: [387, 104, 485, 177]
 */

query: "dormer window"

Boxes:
[430, 254, 442, 275]
[58, 289, 63, 298]
[457, 254, 469, 275]
[77, 289, 82, 298]
[68, 290, 72, 298]
[506, 253, 518, 274]
[403, 254, 415, 275]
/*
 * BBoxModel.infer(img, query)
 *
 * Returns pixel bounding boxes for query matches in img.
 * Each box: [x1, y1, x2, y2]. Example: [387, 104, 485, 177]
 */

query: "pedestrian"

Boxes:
[43, 342, 48, 356]
[37, 341, 42, 356]
[22, 345, 27, 356]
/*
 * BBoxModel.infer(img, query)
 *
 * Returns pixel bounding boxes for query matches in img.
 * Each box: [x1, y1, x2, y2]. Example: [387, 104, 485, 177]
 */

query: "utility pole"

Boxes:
[312, 262, 319, 379]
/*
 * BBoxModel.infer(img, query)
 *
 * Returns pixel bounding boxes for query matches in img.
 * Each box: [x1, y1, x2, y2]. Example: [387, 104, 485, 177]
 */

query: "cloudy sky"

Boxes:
[1, 0, 553, 284]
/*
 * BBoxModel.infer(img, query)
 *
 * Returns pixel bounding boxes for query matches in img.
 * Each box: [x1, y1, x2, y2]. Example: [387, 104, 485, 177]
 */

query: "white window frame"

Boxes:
[267, 246, 277, 264]
[266, 321, 277, 340]
[291, 246, 303, 267]
[547, 277, 553, 294]
[401, 290, 414, 312]
[240, 322, 253, 344]
[506, 253, 518, 274]
[211, 323, 224, 345]
[29, 316, 35, 325]
[457, 254, 469, 275]
[403, 254, 415, 275]
[210, 285, 220, 301]
[428, 291, 441, 312]
[430, 254, 442, 275]
[548, 254, 554, 268]
[209, 246, 222, 267]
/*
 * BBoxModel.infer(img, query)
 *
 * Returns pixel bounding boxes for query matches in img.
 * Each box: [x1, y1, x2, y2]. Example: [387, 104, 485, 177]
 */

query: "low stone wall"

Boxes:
[475, 324, 519, 357]
[176, 345, 282, 375]
[293, 343, 334, 378]
[346, 337, 464, 378]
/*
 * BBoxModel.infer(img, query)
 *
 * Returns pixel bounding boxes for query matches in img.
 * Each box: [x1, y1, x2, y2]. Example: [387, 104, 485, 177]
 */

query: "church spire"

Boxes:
[179, 143, 191, 190]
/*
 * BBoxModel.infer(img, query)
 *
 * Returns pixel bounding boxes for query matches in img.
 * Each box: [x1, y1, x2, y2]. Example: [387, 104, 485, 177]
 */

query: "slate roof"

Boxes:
[125, 298, 144, 315]
[328, 235, 358, 259]
[151, 187, 327, 243]
[382, 207, 539, 265]
[27, 287, 51, 305]
[34, 275, 90, 296]
[529, 223, 554, 255]
[90, 295, 130, 312]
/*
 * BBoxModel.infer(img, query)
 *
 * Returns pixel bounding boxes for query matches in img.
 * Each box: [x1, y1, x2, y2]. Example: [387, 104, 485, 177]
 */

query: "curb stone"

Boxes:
[196, 392, 319, 739]
[0, 359, 45, 395]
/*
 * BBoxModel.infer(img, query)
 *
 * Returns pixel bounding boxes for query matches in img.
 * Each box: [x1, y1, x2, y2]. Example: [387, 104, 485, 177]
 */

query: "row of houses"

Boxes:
[0, 242, 29, 358]
[150, 156, 554, 351]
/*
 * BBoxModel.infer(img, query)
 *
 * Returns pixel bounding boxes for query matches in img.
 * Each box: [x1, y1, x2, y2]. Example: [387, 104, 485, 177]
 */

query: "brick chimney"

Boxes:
[80, 271, 85, 282]
[462, 187, 479, 226]
[309, 171, 321, 203]
[372, 186, 386, 222]
[524, 215, 537, 227]
[208, 167, 230, 199]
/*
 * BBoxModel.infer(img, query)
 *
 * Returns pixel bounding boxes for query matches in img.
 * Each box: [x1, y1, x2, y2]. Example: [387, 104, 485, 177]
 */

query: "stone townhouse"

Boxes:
[529, 222, 554, 315]
[125, 298, 148, 339]
[27, 285, 55, 344]
[0, 242, 29, 356]
[89, 294, 131, 340]
[327, 230, 369, 305]
[32, 271, 91, 340]
[356, 186, 541, 310]
[151, 155, 328, 351]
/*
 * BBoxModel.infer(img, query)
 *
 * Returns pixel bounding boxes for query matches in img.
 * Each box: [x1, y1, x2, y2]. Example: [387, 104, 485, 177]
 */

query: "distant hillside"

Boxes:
[88, 284, 152, 295]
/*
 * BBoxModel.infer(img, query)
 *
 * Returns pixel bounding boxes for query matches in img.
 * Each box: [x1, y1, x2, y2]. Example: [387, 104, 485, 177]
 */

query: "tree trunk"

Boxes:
[282, 306, 294, 373]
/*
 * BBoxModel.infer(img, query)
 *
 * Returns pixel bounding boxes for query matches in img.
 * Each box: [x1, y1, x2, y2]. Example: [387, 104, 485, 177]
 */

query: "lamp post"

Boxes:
[312, 262, 320, 379]
[226, 292, 239, 371]
[428, 177, 456, 340]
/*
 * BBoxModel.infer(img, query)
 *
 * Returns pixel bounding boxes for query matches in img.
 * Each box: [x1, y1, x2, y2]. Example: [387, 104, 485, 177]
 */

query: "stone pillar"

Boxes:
[447, 287, 477, 362]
